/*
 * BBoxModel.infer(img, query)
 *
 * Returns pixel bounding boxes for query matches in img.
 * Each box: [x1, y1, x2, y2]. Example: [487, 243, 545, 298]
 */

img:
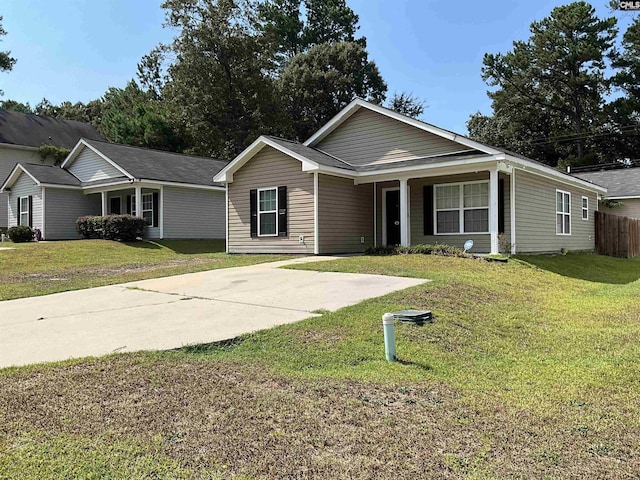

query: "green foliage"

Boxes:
[470, 2, 618, 166]
[387, 92, 426, 119]
[38, 144, 70, 166]
[76, 215, 146, 241]
[277, 41, 386, 140]
[0, 99, 31, 113]
[364, 243, 467, 257]
[7, 225, 33, 243]
[34, 98, 103, 123]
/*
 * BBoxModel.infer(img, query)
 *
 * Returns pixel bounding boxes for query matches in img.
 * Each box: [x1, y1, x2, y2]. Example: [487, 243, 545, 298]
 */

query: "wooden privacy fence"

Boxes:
[595, 211, 640, 258]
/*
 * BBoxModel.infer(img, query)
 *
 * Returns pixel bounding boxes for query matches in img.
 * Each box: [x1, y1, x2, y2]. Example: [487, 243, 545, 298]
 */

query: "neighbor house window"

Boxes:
[556, 190, 571, 235]
[582, 196, 588, 220]
[258, 187, 277, 236]
[142, 193, 154, 226]
[435, 181, 488, 234]
[19, 196, 29, 226]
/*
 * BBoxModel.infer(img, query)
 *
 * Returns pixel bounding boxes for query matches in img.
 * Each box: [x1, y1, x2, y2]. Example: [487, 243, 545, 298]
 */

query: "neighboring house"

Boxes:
[572, 165, 640, 219]
[1, 139, 228, 240]
[214, 99, 606, 255]
[0, 109, 104, 230]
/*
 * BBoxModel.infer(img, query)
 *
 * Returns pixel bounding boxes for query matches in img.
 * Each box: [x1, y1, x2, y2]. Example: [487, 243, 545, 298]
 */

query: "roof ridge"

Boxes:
[83, 138, 229, 164]
[265, 135, 356, 169]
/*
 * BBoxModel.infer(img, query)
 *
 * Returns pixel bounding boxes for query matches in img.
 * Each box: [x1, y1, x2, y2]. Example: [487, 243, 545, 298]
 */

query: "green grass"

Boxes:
[0, 239, 288, 300]
[1, 252, 639, 478]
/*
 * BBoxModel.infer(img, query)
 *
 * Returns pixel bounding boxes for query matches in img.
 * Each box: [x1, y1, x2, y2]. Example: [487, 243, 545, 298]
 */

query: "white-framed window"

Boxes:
[434, 181, 489, 234]
[258, 187, 278, 236]
[19, 196, 29, 226]
[582, 196, 588, 220]
[556, 190, 571, 235]
[142, 193, 154, 226]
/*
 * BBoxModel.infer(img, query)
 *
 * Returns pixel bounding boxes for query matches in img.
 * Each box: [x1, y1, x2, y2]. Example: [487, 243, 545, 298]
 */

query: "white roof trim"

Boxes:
[135, 179, 226, 191]
[0, 163, 41, 192]
[213, 136, 355, 183]
[601, 195, 640, 200]
[303, 98, 502, 155]
[61, 139, 133, 179]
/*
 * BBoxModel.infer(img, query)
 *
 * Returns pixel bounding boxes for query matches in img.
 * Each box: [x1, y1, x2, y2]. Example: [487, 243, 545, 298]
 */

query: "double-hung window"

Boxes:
[142, 193, 154, 226]
[19, 197, 29, 226]
[556, 190, 571, 235]
[258, 187, 277, 236]
[435, 181, 489, 234]
[582, 196, 588, 220]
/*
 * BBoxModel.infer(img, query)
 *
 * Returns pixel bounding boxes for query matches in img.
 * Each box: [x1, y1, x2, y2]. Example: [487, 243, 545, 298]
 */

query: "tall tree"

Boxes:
[387, 92, 425, 119]
[471, 2, 617, 166]
[0, 99, 31, 113]
[0, 16, 16, 95]
[276, 41, 386, 141]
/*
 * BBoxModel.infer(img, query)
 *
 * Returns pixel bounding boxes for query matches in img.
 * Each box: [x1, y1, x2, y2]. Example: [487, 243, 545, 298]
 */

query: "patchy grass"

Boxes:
[1, 252, 639, 478]
[0, 239, 288, 300]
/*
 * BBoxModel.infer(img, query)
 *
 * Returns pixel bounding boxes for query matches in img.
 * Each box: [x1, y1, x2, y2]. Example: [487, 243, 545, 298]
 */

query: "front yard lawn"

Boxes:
[1, 253, 639, 478]
[0, 239, 287, 300]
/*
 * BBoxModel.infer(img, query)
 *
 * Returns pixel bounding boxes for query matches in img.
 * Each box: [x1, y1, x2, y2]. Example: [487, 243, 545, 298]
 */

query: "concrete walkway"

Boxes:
[0, 257, 427, 368]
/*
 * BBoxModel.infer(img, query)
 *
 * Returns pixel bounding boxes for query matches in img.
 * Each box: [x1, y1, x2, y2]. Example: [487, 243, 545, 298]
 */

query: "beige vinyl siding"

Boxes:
[600, 198, 640, 219]
[228, 146, 314, 254]
[7, 172, 43, 231]
[317, 174, 373, 254]
[68, 147, 123, 182]
[0, 145, 54, 228]
[515, 169, 597, 253]
[163, 187, 225, 239]
[44, 189, 100, 239]
[316, 108, 475, 166]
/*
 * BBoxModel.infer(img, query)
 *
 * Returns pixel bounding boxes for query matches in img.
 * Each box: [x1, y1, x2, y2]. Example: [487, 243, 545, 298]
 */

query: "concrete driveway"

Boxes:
[0, 257, 427, 368]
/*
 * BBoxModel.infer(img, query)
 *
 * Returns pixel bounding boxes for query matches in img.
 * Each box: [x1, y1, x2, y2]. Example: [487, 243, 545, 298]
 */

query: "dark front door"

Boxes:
[110, 197, 121, 215]
[386, 190, 401, 246]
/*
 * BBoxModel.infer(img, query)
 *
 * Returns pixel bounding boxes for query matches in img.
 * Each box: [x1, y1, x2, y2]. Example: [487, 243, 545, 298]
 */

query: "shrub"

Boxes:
[364, 243, 467, 258]
[7, 225, 34, 243]
[103, 215, 146, 241]
[76, 215, 146, 241]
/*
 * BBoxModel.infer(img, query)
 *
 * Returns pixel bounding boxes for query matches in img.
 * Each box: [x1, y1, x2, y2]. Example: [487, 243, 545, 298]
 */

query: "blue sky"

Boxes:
[0, 1, 634, 134]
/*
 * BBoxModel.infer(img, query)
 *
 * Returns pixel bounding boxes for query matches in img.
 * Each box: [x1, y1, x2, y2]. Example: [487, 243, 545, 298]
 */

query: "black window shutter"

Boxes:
[28, 196, 33, 227]
[16, 198, 20, 225]
[250, 189, 258, 237]
[423, 185, 434, 235]
[278, 186, 287, 237]
[126, 195, 132, 215]
[152, 192, 159, 228]
[498, 178, 505, 234]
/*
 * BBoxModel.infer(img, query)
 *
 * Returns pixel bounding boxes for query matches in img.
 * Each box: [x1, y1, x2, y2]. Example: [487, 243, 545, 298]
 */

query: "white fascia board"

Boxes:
[0, 164, 40, 192]
[82, 180, 134, 194]
[214, 135, 327, 184]
[61, 139, 134, 179]
[304, 98, 502, 156]
[603, 195, 640, 200]
[39, 183, 82, 190]
[505, 155, 608, 194]
[353, 156, 502, 184]
[135, 179, 226, 191]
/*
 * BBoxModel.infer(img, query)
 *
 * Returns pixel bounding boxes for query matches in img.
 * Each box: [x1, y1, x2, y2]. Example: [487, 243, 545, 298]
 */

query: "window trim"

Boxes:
[257, 186, 278, 237]
[433, 180, 490, 235]
[556, 189, 571, 236]
[19, 196, 29, 227]
[581, 196, 588, 221]
[141, 192, 154, 227]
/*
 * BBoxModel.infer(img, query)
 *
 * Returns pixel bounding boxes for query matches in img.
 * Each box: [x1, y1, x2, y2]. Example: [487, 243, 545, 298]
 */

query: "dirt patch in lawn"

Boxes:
[1, 355, 636, 479]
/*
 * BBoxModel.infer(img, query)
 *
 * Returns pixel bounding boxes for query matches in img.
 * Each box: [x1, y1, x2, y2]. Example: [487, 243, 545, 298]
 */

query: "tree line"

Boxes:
[1, 1, 639, 168]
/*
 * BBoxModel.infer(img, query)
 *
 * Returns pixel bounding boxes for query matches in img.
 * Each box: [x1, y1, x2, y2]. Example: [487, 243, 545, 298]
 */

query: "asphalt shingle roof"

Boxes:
[573, 167, 640, 198]
[18, 163, 81, 186]
[0, 109, 104, 148]
[265, 136, 356, 170]
[82, 139, 229, 187]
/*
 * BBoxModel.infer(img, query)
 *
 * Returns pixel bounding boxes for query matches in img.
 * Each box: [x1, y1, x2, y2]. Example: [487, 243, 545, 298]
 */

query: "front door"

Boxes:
[385, 189, 401, 246]
[110, 197, 121, 215]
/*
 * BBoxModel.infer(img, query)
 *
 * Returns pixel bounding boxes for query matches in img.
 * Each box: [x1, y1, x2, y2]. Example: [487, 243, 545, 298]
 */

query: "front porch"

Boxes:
[360, 164, 515, 255]
[92, 185, 163, 239]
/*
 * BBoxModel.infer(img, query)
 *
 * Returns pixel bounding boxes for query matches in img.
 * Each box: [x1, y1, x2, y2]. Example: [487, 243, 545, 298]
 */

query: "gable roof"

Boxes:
[0, 109, 104, 149]
[63, 139, 229, 187]
[573, 167, 640, 198]
[0, 163, 81, 191]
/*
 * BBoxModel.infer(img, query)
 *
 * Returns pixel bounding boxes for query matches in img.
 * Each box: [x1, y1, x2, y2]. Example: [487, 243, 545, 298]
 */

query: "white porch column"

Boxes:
[510, 169, 516, 254]
[135, 186, 142, 217]
[159, 186, 164, 239]
[399, 178, 409, 246]
[101, 191, 108, 216]
[489, 168, 499, 254]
